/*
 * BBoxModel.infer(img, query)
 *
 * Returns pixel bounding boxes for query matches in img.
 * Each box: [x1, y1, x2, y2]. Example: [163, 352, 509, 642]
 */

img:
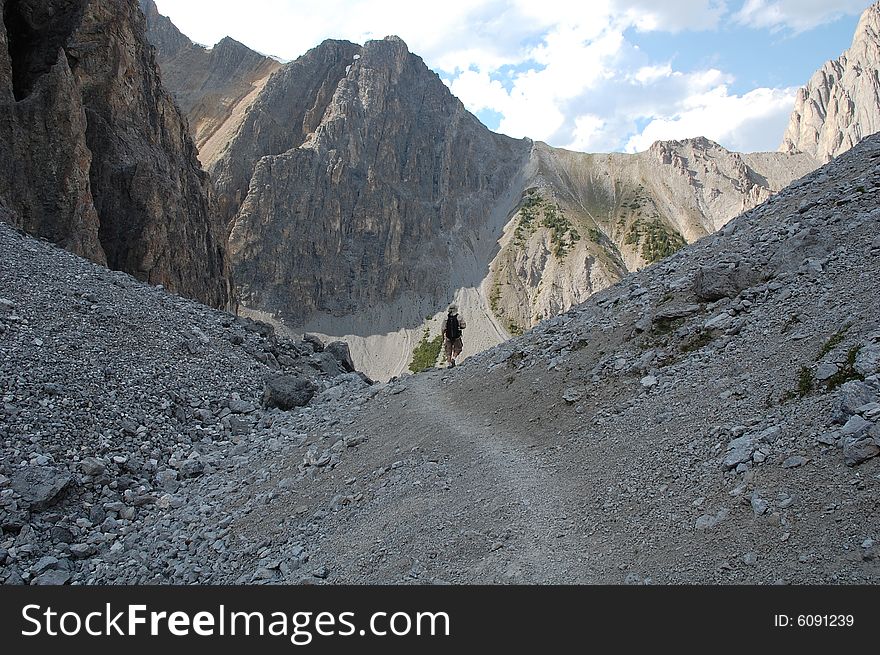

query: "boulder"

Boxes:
[10, 467, 72, 510]
[325, 341, 356, 372]
[303, 334, 325, 352]
[263, 374, 317, 410]
[831, 381, 877, 424]
[843, 438, 880, 466]
[693, 260, 760, 301]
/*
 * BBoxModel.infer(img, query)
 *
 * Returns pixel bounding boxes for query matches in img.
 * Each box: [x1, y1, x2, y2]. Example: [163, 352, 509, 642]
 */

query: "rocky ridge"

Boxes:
[138, 0, 282, 167]
[488, 138, 818, 333]
[780, 1, 880, 162]
[2, 130, 879, 585]
[138, 3, 880, 381]
[0, 0, 231, 308]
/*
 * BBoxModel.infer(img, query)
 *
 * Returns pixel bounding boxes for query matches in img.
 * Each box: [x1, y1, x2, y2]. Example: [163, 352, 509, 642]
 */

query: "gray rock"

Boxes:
[751, 492, 769, 516]
[855, 344, 880, 377]
[263, 374, 317, 410]
[30, 570, 72, 586]
[228, 399, 256, 414]
[742, 552, 758, 566]
[303, 334, 325, 352]
[831, 381, 877, 424]
[69, 543, 97, 558]
[179, 459, 205, 479]
[78, 457, 106, 476]
[229, 416, 252, 436]
[695, 508, 728, 530]
[841, 415, 872, 438]
[325, 341, 356, 372]
[312, 564, 330, 579]
[640, 375, 658, 388]
[31, 556, 61, 574]
[562, 388, 583, 404]
[156, 470, 180, 492]
[782, 456, 808, 469]
[815, 363, 839, 382]
[10, 466, 73, 510]
[723, 436, 755, 470]
[693, 260, 759, 301]
[310, 352, 345, 377]
[756, 426, 782, 443]
[843, 438, 880, 466]
[817, 431, 839, 445]
[655, 304, 701, 320]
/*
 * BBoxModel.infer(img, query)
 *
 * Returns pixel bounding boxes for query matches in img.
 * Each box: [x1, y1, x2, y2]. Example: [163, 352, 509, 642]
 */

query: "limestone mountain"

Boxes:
[223, 37, 530, 332]
[0, 0, 231, 308]
[780, 1, 880, 163]
[138, 0, 281, 167]
[488, 139, 817, 334]
[2, 130, 879, 586]
[140, 5, 880, 379]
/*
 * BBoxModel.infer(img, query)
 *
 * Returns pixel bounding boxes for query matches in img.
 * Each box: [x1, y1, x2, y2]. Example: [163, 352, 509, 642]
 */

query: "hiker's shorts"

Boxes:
[444, 337, 463, 358]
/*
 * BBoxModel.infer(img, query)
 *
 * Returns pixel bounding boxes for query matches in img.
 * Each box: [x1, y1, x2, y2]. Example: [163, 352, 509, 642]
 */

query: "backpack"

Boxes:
[446, 314, 462, 340]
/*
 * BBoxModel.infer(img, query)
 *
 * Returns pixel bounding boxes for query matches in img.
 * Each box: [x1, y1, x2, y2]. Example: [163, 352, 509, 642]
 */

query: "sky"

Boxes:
[153, 0, 872, 154]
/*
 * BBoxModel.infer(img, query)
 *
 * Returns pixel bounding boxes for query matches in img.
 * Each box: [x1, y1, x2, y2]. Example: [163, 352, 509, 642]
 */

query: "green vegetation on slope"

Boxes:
[514, 191, 581, 258]
[625, 219, 686, 264]
[408, 328, 443, 373]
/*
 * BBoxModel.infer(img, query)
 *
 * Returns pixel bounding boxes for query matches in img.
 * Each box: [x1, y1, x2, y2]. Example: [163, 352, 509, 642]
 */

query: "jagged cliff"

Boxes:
[138, 0, 281, 167]
[780, 2, 880, 163]
[223, 37, 530, 331]
[0, 0, 231, 307]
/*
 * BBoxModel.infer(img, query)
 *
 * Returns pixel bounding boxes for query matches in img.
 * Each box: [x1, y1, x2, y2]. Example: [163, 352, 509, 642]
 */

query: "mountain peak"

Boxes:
[779, 1, 880, 162]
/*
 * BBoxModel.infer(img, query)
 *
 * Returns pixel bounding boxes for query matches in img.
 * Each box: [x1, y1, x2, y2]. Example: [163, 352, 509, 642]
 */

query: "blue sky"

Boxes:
[153, 0, 872, 153]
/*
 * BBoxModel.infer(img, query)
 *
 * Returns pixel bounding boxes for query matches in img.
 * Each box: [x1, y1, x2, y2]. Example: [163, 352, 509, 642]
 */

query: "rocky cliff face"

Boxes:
[488, 138, 818, 333]
[226, 36, 530, 331]
[140, 9, 880, 378]
[138, 0, 281, 167]
[0, 0, 231, 308]
[780, 2, 880, 163]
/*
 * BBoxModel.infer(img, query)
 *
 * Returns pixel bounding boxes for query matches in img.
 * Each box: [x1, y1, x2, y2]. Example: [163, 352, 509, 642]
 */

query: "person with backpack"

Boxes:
[442, 304, 466, 367]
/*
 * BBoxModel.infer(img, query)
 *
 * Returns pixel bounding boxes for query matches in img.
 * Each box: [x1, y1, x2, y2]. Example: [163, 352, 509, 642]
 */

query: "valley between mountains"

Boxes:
[1, 1, 880, 586]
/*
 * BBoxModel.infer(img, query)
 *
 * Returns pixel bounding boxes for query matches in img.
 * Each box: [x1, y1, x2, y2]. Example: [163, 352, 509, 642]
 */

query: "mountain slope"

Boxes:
[140, 7, 880, 379]
[3, 131, 878, 586]
[489, 138, 818, 333]
[0, 0, 231, 307]
[780, 1, 880, 162]
[139, 0, 281, 167]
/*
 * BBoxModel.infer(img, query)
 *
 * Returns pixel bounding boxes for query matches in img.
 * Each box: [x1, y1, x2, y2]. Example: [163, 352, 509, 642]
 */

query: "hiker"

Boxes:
[442, 303, 466, 367]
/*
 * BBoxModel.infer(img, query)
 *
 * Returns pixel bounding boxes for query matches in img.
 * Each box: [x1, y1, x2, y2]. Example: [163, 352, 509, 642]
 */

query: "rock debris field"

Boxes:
[2, 134, 880, 585]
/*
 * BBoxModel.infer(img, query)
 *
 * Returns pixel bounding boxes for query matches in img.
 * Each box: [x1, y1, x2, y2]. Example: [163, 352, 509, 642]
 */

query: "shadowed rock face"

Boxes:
[0, 0, 231, 308]
[780, 2, 880, 163]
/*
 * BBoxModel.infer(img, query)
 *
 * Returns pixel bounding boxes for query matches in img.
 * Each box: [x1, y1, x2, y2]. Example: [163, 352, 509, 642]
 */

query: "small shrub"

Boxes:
[816, 323, 852, 360]
[797, 366, 814, 397]
[408, 328, 443, 373]
[825, 346, 864, 391]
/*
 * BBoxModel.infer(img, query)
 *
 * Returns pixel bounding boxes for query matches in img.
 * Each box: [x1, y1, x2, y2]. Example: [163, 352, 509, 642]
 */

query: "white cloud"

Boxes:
[152, 0, 861, 154]
[734, 0, 867, 33]
[566, 115, 608, 152]
[625, 84, 798, 152]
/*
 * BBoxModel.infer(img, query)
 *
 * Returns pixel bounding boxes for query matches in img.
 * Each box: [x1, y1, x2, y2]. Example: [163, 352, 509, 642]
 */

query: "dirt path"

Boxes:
[399, 373, 599, 582]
